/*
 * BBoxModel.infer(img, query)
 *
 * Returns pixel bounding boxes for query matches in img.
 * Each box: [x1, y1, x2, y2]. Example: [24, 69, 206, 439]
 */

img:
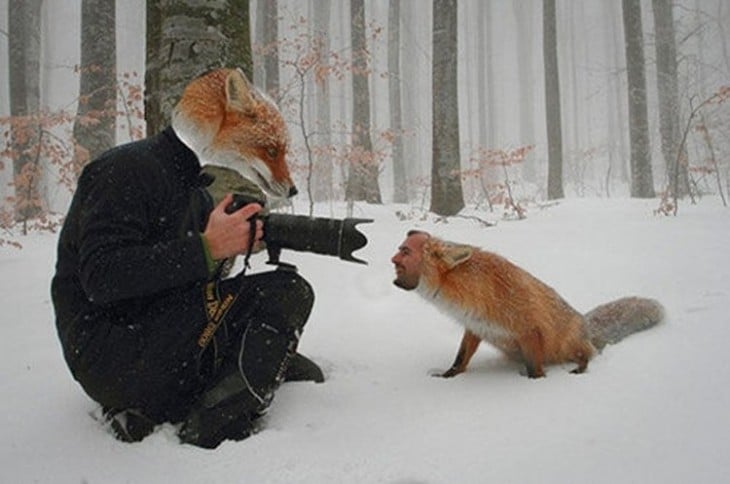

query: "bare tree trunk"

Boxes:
[603, 0, 629, 194]
[253, 0, 265, 88]
[144, 2, 162, 136]
[513, 2, 537, 182]
[145, 0, 252, 135]
[261, 0, 279, 101]
[484, 2, 496, 152]
[73, 0, 117, 168]
[346, 0, 382, 203]
[543, 0, 565, 200]
[430, 0, 464, 216]
[399, 0, 429, 204]
[652, 0, 688, 197]
[389, 0, 407, 204]
[313, 0, 333, 203]
[567, 1, 584, 196]
[477, 1, 498, 195]
[622, 0, 656, 198]
[717, 1, 730, 72]
[8, 0, 42, 222]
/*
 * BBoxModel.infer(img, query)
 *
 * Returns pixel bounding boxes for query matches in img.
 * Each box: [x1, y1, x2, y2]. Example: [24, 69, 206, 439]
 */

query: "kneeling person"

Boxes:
[51, 68, 322, 449]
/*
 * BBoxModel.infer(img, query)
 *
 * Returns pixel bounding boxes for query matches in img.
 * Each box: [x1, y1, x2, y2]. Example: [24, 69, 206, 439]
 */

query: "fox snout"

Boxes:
[243, 158, 296, 200]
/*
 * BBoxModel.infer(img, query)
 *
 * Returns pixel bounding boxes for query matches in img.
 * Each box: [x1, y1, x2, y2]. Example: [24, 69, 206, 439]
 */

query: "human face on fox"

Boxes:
[391, 231, 430, 290]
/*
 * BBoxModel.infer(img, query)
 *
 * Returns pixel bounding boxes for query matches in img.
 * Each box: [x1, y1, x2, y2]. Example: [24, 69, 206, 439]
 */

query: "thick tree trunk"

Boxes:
[346, 0, 382, 203]
[430, 0, 464, 216]
[622, 0, 656, 198]
[145, 0, 252, 135]
[8, 0, 43, 221]
[543, 0, 565, 200]
[73, 0, 117, 167]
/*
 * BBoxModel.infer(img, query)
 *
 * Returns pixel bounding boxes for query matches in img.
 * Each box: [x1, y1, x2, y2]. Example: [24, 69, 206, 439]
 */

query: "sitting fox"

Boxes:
[391, 230, 664, 378]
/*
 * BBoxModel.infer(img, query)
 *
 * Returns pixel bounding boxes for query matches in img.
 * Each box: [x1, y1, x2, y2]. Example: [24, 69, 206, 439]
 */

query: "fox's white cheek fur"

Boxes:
[174, 130, 290, 200]
[172, 107, 290, 200]
[172, 112, 214, 157]
[205, 151, 290, 200]
[202, 148, 266, 179]
[416, 280, 512, 345]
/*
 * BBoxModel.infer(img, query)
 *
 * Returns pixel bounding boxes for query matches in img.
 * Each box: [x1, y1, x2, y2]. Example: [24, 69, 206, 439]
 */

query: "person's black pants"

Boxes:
[76, 268, 314, 428]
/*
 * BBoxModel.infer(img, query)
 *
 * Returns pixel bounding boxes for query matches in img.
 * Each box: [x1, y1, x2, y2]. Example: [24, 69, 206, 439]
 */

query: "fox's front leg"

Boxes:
[518, 328, 546, 378]
[439, 330, 481, 378]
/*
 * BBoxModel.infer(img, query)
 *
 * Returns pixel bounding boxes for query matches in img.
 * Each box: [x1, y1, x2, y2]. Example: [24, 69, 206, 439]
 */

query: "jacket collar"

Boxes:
[161, 126, 202, 187]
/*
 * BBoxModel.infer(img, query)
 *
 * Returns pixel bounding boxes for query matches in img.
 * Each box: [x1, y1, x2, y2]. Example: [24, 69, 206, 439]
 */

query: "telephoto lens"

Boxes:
[264, 214, 372, 264]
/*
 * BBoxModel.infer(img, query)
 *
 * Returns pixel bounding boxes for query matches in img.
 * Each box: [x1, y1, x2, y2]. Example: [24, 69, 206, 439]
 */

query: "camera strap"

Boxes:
[197, 280, 238, 351]
[241, 217, 257, 275]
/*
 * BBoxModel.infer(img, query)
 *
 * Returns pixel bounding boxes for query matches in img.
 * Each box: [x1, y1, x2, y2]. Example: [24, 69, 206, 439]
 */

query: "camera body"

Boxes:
[225, 194, 372, 266]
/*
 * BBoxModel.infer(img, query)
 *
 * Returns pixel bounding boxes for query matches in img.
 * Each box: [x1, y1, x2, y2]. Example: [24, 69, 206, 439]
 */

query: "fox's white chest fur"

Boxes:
[416, 282, 512, 345]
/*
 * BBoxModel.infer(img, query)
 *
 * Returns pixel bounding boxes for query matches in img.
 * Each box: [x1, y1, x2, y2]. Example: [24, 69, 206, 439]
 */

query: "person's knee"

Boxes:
[276, 271, 314, 330]
[251, 270, 314, 333]
[285, 271, 314, 311]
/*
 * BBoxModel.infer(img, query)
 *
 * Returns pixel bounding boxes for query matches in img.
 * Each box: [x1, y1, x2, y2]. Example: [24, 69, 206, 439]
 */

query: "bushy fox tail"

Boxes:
[585, 297, 664, 350]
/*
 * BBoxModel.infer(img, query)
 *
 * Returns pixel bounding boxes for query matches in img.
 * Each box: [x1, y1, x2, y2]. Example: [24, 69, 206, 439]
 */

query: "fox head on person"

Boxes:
[172, 68, 296, 200]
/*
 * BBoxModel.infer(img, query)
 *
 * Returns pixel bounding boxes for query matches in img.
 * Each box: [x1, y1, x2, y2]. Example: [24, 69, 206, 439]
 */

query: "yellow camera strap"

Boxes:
[196, 280, 238, 350]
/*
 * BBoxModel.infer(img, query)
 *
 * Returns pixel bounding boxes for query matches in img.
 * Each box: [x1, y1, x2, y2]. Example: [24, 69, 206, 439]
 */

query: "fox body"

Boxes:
[392, 232, 664, 378]
[172, 68, 295, 200]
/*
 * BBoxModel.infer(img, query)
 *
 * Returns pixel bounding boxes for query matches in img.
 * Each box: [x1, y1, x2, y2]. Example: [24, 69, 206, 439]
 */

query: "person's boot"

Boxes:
[284, 353, 325, 383]
[180, 320, 299, 448]
[178, 376, 258, 449]
[105, 408, 156, 443]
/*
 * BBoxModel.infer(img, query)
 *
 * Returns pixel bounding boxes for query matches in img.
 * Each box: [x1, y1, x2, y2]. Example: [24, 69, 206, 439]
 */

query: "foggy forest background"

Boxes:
[0, 0, 729, 244]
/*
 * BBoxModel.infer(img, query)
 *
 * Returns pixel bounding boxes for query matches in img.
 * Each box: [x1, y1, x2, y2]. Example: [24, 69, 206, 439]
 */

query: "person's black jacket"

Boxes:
[51, 128, 213, 411]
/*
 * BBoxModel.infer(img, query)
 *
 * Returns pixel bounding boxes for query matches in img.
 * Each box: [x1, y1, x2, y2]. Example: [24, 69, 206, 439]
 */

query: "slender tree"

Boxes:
[430, 0, 464, 215]
[543, 0, 565, 199]
[145, 0, 252, 135]
[388, 0, 407, 203]
[8, 0, 42, 220]
[261, 0, 279, 101]
[312, 0, 333, 203]
[73, 0, 117, 167]
[622, 0, 655, 198]
[652, 0, 688, 196]
[513, 2, 537, 182]
[476, 1, 497, 193]
[254, 0, 265, 88]
[567, 0, 584, 193]
[398, 0, 428, 201]
[484, 2, 497, 152]
[346, 0, 382, 203]
[603, 0, 630, 193]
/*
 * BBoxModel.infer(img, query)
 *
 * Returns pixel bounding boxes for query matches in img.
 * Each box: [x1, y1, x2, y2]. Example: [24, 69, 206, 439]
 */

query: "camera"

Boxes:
[225, 194, 373, 266]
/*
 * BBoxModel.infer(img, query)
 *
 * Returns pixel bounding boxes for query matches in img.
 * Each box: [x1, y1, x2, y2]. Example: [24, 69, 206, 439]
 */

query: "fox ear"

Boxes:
[440, 244, 473, 269]
[225, 69, 257, 116]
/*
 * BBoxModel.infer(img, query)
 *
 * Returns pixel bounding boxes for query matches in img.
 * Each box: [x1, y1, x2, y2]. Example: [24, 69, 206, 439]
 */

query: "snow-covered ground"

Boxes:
[2, 197, 728, 483]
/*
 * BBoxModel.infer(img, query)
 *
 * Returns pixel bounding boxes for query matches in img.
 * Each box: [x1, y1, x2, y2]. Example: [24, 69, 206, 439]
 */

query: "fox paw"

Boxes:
[431, 367, 461, 378]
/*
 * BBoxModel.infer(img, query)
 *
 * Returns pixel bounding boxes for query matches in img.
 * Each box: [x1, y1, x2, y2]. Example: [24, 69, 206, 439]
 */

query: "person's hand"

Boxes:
[203, 193, 264, 259]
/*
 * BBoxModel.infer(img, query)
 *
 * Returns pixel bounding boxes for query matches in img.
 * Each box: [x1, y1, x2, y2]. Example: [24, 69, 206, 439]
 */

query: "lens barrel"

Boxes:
[264, 214, 372, 264]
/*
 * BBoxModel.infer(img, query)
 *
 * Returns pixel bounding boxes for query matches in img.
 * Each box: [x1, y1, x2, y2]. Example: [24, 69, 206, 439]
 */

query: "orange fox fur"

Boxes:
[171, 68, 295, 199]
[417, 237, 664, 378]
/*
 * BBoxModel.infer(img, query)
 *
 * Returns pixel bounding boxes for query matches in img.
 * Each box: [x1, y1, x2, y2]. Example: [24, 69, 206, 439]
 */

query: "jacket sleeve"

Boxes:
[75, 157, 210, 305]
